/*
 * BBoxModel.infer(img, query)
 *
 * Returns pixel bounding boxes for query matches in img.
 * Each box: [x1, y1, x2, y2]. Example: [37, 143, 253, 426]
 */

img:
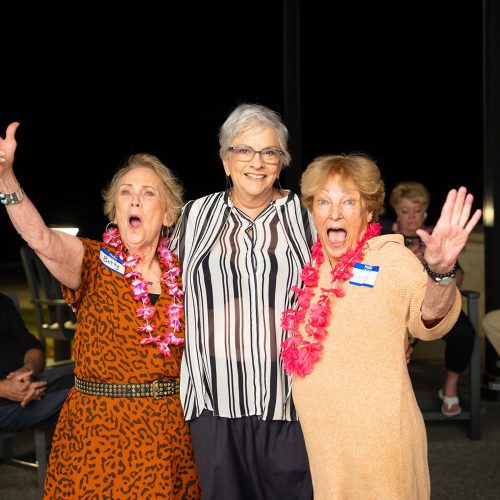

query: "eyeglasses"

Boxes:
[227, 145, 283, 165]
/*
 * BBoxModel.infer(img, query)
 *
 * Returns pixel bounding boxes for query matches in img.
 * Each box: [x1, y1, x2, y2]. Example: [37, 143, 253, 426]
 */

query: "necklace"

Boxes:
[280, 223, 381, 377]
[103, 226, 184, 357]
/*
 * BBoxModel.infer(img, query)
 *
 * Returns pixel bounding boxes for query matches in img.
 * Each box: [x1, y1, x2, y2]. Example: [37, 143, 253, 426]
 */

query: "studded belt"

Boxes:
[74, 376, 180, 399]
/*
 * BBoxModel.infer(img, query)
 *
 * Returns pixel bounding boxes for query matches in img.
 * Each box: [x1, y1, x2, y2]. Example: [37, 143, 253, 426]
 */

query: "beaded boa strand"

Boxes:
[103, 226, 184, 357]
[280, 223, 382, 377]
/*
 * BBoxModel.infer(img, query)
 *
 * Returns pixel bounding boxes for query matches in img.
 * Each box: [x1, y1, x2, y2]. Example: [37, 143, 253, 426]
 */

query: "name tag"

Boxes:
[100, 247, 125, 275]
[349, 262, 379, 288]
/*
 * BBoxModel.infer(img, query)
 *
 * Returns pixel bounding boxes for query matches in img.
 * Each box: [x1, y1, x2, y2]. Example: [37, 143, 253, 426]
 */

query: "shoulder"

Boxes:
[277, 191, 311, 225]
[366, 235, 426, 291]
[187, 191, 225, 207]
[367, 234, 405, 251]
[76, 238, 107, 273]
[367, 234, 422, 269]
[277, 191, 307, 214]
[78, 238, 101, 255]
[181, 192, 226, 216]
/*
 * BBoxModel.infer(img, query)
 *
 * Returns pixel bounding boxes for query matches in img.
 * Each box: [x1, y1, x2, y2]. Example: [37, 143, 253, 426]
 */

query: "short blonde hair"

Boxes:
[102, 153, 184, 229]
[301, 153, 385, 220]
[389, 181, 430, 211]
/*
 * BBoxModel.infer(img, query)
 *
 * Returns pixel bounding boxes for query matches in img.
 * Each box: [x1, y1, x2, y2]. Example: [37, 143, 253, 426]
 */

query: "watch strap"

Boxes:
[423, 260, 457, 283]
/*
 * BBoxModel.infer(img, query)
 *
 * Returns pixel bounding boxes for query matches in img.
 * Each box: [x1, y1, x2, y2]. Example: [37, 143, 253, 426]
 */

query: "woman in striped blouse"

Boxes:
[169, 103, 315, 499]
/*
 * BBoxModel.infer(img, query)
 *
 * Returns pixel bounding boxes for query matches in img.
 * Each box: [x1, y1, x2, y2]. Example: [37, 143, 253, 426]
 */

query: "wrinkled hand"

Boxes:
[0, 370, 47, 407]
[6, 366, 34, 380]
[417, 187, 482, 272]
[20, 380, 47, 407]
[0, 122, 20, 174]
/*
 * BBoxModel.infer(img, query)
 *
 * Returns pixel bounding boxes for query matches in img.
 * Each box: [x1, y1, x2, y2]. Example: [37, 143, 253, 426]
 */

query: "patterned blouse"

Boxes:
[169, 191, 315, 421]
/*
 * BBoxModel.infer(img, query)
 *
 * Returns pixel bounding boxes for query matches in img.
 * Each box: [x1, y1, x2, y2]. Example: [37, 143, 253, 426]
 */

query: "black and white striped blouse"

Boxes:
[169, 191, 315, 421]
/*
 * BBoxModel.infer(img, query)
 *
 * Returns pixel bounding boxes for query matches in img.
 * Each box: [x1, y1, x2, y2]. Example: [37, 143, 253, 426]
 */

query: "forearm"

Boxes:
[1, 167, 58, 252]
[421, 277, 457, 325]
[23, 349, 45, 375]
[7, 196, 83, 288]
[1, 174, 84, 289]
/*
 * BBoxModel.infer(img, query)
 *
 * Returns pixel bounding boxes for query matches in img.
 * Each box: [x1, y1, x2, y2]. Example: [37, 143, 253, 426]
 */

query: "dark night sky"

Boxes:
[1, 3, 483, 264]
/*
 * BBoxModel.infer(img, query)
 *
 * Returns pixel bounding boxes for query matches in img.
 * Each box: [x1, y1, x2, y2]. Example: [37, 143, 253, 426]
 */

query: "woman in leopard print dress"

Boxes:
[0, 122, 200, 499]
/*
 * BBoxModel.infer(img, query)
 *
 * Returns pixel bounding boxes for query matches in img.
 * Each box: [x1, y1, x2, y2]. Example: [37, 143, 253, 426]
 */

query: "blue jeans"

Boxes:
[0, 363, 74, 431]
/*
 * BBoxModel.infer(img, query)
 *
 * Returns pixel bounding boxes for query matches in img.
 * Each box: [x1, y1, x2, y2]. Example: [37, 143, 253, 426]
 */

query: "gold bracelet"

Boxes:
[0, 186, 24, 205]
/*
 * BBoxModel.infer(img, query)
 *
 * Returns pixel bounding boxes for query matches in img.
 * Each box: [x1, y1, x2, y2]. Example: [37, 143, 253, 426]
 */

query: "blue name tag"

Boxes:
[349, 262, 379, 288]
[100, 247, 125, 275]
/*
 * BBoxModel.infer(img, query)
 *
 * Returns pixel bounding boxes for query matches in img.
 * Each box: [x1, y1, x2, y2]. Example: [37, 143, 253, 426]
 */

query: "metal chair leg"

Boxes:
[34, 426, 48, 487]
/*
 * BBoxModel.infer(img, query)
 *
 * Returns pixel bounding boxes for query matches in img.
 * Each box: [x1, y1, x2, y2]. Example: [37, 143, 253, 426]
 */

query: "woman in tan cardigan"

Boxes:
[281, 154, 481, 499]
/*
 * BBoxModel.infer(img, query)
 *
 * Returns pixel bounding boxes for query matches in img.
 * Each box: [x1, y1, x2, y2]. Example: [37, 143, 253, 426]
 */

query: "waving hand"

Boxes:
[417, 187, 482, 273]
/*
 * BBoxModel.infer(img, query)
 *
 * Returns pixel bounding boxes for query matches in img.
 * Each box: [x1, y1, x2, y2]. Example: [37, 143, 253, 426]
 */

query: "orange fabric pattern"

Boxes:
[43, 238, 200, 499]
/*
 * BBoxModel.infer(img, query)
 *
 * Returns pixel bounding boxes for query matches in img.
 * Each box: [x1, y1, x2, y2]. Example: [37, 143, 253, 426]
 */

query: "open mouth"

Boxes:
[129, 215, 142, 229]
[327, 228, 347, 246]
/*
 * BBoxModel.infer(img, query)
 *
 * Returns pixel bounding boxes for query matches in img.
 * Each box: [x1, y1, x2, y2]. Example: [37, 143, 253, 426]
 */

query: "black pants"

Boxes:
[189, 410, 313, 500]
[442, 310, 476, 373]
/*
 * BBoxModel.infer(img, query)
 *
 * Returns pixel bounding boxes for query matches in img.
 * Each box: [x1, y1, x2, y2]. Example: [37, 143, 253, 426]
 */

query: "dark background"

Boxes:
[1, 3, 482, 263]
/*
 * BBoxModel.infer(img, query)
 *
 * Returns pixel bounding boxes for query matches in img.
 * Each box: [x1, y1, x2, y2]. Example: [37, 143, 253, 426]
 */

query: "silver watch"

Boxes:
[423, 260, 457, 286]
[433, 275, 456, 286]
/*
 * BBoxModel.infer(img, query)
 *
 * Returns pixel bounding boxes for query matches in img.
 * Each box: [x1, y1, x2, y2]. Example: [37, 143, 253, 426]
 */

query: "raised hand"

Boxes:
[417, 187, 482, 272]
[0, 122, 20, 174]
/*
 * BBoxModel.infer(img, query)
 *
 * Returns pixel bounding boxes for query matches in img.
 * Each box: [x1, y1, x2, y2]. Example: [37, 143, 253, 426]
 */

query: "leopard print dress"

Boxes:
[43, 238, 200, 499]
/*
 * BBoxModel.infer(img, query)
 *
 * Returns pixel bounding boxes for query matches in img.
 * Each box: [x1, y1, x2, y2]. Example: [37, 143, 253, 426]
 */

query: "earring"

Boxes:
[105, 221, 118, 233]
[225, 174, 233, 193]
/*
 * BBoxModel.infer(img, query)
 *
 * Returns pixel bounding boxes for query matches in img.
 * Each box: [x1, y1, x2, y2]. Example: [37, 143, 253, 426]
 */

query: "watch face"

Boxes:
[437, 276, 455, 286]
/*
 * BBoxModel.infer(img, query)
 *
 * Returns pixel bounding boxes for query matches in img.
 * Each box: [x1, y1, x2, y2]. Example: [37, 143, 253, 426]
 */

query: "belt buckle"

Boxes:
[151, 380, 161, 399]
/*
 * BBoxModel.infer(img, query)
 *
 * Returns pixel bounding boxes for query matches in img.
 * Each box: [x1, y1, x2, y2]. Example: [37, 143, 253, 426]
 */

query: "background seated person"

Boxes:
[0, 292, 73, 432]
[482, 309, 500, 358]
[388, 181, 476, 417]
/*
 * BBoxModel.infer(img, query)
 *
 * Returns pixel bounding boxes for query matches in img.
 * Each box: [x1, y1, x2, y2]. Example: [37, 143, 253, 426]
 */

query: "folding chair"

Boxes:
[19, 246, 76, 363]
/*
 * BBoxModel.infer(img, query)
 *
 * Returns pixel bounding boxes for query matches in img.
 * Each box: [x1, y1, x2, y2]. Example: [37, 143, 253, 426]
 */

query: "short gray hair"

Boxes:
[218, 103, 291, 167]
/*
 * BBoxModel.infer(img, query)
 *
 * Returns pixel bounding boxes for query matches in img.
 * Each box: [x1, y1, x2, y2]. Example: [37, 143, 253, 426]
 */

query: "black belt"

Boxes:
[74, 376, 179, 399]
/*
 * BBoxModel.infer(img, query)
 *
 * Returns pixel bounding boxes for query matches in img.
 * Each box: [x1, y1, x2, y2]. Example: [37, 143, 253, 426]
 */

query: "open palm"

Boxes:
[417, 187, 482, 271]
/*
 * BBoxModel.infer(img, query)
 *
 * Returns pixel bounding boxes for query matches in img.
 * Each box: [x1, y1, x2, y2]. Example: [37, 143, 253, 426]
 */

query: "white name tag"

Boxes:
[349, 262, 379, 288]
[100, 247, 125, 275]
